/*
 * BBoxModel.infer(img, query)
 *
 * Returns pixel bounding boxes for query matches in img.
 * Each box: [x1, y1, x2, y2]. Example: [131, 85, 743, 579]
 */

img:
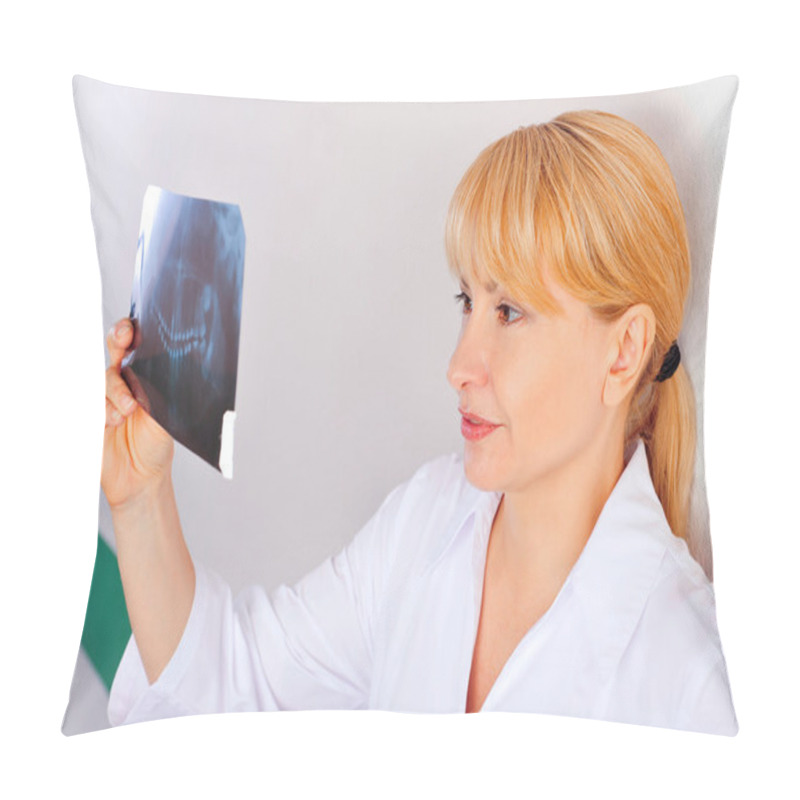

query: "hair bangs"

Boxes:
[445, 130, 562, 315]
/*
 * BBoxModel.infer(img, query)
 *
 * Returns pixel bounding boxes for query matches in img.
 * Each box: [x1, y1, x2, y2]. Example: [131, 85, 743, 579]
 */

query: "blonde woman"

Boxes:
[103, 111, 736, 734]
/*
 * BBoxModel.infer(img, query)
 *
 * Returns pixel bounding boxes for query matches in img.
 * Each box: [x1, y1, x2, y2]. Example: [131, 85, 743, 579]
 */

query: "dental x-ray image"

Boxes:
[122, 186, 245, 477]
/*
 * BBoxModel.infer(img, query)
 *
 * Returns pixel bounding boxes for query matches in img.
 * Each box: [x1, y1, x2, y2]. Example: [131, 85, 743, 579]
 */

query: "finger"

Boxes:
[105, 398, 124, 428]
[106, 365, 138, 417]
[122, 366, 150, 413]
[106, 318, 135, 368]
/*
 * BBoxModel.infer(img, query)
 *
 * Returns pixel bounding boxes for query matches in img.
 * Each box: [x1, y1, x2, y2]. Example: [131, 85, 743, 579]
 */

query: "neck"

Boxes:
[492, 432, 626, 593]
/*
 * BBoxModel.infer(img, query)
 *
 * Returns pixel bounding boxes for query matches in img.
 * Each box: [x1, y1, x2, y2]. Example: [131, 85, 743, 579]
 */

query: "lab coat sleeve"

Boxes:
[108, 480, 409, 726]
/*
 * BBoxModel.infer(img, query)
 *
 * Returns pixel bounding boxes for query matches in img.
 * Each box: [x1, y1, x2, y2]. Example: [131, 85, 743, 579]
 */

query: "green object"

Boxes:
[80, 534, 131, 690]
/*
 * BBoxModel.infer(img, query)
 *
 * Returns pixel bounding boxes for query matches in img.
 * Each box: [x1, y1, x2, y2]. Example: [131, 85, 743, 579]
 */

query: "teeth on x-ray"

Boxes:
[156, 307, 209, 360]
[122, 186, 245, 475]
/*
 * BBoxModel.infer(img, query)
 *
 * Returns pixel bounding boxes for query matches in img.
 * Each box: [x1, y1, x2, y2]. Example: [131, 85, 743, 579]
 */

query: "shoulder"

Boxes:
[360, 452, 482, 577]
[643, 537, 722, 660]
[616, 535, 737, 734]
[387, 452, 477, 526]
[406, 451, 469, 491]
[348, 452, 475, 554]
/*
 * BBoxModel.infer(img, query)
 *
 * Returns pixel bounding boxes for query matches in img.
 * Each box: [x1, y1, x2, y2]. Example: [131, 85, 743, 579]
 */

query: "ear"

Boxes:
[602, 304, 656, 407]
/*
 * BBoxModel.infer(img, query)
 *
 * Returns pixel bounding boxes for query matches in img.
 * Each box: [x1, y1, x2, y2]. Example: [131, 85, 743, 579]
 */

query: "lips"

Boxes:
[459, 408, 499, 441]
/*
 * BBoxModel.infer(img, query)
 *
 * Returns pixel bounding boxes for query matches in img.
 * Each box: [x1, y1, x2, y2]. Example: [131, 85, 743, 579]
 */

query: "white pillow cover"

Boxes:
[64, 75, 738, 734]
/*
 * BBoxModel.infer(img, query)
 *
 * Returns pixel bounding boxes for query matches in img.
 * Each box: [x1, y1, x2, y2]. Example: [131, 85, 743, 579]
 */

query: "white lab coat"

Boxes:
[109, 441, 737, 735]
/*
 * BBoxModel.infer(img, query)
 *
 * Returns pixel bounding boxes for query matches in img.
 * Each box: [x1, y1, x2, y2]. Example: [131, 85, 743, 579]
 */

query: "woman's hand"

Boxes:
[102, 318, 174, 509]
[102, 318, 194, 684]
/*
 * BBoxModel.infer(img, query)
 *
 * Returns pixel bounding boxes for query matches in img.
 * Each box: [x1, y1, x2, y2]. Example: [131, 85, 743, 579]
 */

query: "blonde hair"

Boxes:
[445, 110, 696, 542]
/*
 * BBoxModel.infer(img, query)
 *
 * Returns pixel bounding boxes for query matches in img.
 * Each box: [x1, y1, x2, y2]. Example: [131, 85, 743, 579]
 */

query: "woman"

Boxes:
[103, 111, 736, 733]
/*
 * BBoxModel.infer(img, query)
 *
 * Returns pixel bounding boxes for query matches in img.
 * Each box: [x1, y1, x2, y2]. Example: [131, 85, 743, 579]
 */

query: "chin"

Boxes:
[462, 447, 505, 493]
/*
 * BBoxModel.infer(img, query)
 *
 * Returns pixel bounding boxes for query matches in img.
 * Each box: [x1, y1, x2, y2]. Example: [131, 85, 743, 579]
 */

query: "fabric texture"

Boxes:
[67, 75, 739, 734]
[109, 442, 737, 735]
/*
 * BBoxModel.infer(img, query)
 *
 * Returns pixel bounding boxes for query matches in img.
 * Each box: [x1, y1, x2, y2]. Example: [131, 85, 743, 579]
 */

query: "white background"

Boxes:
[2, 1, 797, 796]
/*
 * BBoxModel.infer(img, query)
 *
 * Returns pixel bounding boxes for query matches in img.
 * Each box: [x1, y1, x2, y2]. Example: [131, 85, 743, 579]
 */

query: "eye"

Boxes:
[497, 303, 523, 325]
[454, 291, 472, 315]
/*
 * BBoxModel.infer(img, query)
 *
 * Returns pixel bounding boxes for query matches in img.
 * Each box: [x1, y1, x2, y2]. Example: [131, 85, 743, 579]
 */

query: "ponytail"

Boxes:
[646, 364, 696, 543]
[625, 351, 696, 543]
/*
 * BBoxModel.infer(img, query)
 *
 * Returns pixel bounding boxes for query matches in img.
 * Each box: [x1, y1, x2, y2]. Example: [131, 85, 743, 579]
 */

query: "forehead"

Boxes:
[455, 259, 568, 311]
[453, 256, 510, 298]
[458, 273, 499, 294]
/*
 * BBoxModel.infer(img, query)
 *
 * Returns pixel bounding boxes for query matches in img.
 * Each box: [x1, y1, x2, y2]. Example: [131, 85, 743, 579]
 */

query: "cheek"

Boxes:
[518, 363, 576, 435]
[510, 341, 603, 448]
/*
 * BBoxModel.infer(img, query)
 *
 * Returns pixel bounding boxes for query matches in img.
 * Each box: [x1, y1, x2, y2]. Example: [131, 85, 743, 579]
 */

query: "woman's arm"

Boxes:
[108, 465, 418, 724]
[102, 318, 194, 684]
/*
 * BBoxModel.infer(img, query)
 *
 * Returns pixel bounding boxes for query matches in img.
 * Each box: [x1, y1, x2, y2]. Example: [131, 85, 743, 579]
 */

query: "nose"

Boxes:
[447, 318, 489, 392]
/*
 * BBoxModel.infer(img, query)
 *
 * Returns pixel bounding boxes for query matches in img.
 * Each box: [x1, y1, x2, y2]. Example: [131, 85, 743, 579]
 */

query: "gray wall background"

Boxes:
[74, 75, 736, 593]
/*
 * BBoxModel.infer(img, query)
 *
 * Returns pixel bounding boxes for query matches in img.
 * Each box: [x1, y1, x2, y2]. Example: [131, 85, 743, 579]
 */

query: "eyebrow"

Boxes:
[459, 276, 498, 294]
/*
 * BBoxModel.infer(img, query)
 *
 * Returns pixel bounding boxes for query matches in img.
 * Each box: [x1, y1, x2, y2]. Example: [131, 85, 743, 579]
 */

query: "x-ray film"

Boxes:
[122, 186, 245, 478]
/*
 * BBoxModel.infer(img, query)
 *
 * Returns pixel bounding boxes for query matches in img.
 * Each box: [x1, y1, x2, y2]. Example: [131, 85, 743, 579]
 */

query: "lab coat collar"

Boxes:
[427, 441, 673, 663]
[422, 468, 496, 575]
[565, 441, 674, 669]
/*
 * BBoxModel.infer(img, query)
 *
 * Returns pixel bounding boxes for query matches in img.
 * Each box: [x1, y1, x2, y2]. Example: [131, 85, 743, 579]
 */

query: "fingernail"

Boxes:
[115, 321, 129, 339]
[120, 394, 135, 412]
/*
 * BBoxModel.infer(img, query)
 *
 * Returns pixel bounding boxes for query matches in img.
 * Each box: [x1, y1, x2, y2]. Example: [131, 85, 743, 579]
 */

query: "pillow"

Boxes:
[63, 75, 738, 735]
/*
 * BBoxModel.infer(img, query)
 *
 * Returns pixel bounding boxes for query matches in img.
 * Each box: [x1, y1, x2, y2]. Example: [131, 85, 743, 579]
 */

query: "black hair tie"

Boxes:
[654, 341, 681, 383]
